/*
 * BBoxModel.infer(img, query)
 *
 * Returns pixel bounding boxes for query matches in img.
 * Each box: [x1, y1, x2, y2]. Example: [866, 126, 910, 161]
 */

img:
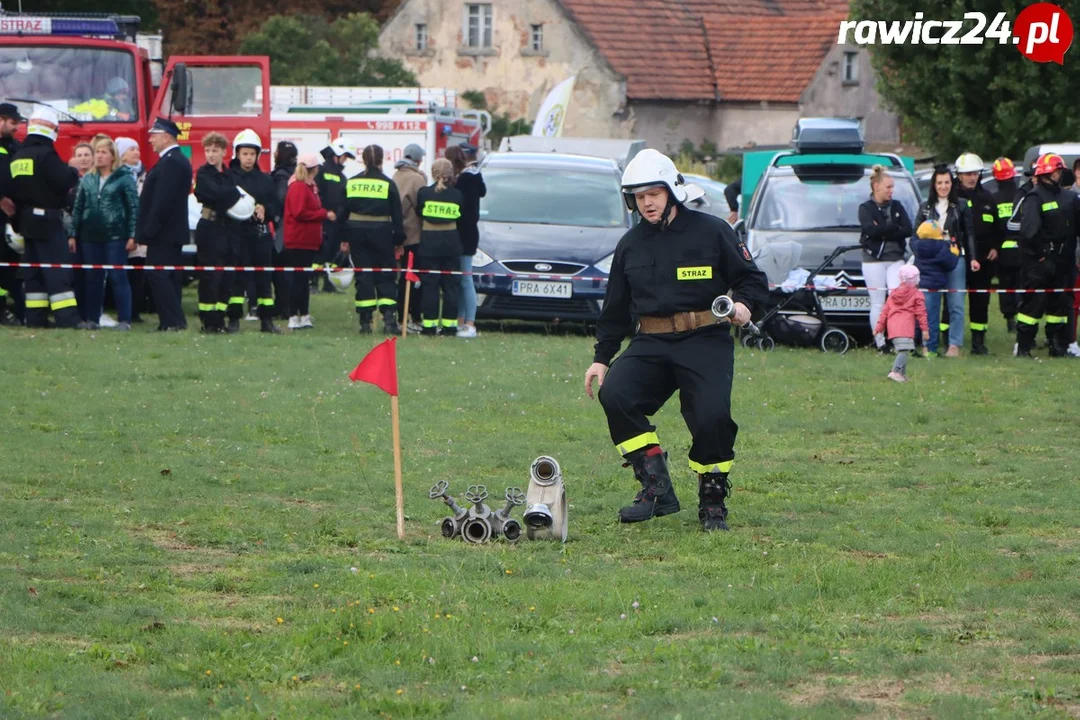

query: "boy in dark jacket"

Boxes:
[194, 132, 243, 333]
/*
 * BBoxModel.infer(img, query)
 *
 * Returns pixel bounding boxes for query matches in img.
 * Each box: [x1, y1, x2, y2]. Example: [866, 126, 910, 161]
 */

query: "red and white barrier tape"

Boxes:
[0, 262, 1078, 294]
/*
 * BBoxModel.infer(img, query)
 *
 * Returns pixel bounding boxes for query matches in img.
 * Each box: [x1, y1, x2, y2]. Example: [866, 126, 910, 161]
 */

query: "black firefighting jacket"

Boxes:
[593, 208, 769, 365]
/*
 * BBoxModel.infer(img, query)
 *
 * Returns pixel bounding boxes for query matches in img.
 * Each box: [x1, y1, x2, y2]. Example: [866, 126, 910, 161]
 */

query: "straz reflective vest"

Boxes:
[1019, 183, 1072, 259]
[8, 135, 78, 237]
[422, 200, 462, 221]
[344, 173, 392, 216]
[992, 181, 1021, 261]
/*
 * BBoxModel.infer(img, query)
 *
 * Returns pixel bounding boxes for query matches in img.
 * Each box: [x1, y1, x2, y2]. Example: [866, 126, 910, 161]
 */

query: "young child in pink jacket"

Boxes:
[874, 264, 930, 382]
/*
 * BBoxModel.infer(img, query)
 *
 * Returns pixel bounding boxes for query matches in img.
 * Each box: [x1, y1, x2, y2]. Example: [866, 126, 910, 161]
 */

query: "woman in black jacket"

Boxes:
[446, 144, 486, 339]
[271, 141, 297, 319]
[858, 165, 913, 350]
[911, 165, 975, 357]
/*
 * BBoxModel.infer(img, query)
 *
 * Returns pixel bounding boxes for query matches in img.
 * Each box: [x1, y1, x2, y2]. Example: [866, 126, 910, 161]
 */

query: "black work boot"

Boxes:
[698, 472, 731, 532]
[1048, 325, 1069, 358]
[382, 309, 401, 336]
[618, 448, 680, 523]
[970, 330, 989, 355]
[1016, 323, 1037, 358]
[226, 317, 240, 334]
[358, 310, 373, 334]
[260, 316, 282, 334]
[1005, 316, 1017, 333]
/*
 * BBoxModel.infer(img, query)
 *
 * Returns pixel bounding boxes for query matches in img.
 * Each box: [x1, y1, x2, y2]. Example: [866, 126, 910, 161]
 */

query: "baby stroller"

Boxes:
[739, 241, 863, 354]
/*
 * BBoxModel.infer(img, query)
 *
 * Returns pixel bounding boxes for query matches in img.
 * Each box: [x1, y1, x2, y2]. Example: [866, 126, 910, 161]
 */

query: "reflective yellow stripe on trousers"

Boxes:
[50, 291, 77, 310]
[615, 432, 659, 456]
[689, 459, 734, 474]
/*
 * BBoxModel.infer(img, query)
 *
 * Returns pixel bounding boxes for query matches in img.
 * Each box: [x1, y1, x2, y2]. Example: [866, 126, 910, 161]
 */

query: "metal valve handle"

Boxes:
[464, 484, 489, 504]
[504, 487, 526, 506]
[429, 479, 451, 500]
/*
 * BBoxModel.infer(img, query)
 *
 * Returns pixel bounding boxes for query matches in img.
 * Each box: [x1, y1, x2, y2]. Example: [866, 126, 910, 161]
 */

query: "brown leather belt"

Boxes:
[200, 207, 218, 221]
[349, 213, 390, 222]
[422, 220, 454, 231]
[638, 310, 720, 334]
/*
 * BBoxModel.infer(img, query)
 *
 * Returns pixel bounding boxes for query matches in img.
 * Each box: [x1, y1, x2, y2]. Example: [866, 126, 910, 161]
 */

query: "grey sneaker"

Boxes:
[115, 322, 132, 331]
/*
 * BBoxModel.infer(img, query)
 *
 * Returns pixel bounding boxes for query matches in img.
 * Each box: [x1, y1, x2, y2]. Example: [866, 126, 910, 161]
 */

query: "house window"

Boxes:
[843, 51, 858, 83]
[415, 23, 428, 52]
[465, 4, 493, 48]
[530, 24, 543, 52]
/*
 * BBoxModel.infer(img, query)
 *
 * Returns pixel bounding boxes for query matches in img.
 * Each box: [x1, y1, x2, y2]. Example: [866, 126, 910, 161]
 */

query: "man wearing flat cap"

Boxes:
[137, 117, 192, 331]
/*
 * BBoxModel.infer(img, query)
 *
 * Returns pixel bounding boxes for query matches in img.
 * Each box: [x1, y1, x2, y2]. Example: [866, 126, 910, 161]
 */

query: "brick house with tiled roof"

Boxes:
[378, 0, 899, 151]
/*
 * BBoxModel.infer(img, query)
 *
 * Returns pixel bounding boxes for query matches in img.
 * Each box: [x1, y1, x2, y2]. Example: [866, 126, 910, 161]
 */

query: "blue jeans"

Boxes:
[923, 289, 943, 353]
[459, 254, 477, 323]
[944, 260, 966, 347]
[83, 240, 132, 323]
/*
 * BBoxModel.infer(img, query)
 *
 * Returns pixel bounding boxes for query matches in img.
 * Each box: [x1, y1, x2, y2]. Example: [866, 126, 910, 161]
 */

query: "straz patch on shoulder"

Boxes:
[677, 266, 712, 280]
[737, 243, 752, 262]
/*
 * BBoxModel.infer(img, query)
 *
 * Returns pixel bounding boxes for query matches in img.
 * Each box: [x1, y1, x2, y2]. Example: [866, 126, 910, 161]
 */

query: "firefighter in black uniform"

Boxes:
[954, 153, 1000, 355]
[5, 107, 80, 328]
[1012, 153, 1075, 357]
[584, 150, 768, 531]
[194, 132, 246, 333]
[315, 139, 353, 291]
[991, 158, 1022, 332]
[340, 144, 404, 335]
[229, 129, 281, 333]
[0, 102, 24, 325]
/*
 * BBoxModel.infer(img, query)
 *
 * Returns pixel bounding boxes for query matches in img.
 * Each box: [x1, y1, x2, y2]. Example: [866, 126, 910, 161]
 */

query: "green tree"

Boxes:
[460, 90, 532, 147]
[238, 13, 416, 87]
[850, 0, 1080, 161]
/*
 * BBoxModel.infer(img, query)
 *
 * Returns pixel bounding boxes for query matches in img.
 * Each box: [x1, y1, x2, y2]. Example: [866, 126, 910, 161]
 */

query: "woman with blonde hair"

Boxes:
[415, 157, 466, 335]
[68, 136, 139, 330]
[284, 154, 334, 329]
[858, 164, 913, 351]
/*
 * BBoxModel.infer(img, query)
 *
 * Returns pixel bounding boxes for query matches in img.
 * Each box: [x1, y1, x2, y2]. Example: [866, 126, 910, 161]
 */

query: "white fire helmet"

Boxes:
[620, 149, 705, 210]
[954, 152, 984, 174]
[5, 225, 24, 254]
[326, 254, 355, 290]
[330, 138, 356, 159]
[226, 187, 256, 221]
[233, 128, 262, 153]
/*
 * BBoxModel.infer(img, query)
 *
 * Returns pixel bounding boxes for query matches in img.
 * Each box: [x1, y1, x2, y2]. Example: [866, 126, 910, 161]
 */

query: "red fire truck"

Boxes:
[0, 12, 488, 177]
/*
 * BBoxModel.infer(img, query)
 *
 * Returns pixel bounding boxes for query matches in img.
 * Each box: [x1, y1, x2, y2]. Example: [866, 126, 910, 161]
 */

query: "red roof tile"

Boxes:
[556, 0, 847, 103]
[704, 14, 845, 102]
[557, 0, 716, 101]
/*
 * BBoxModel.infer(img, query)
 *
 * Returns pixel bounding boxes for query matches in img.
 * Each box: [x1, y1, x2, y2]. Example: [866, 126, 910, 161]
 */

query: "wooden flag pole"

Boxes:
[391, 394, 405, 539]
[401, 281, 411, 338]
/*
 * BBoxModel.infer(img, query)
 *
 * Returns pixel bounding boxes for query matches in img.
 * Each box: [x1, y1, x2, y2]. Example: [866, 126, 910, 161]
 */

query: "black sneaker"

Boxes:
[618, 449, 681, 523]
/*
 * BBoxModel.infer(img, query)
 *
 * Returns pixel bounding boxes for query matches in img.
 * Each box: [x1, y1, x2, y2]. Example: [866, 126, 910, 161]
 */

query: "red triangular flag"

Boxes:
[349, 338, 398, 396]
[405, 251, 420, 283]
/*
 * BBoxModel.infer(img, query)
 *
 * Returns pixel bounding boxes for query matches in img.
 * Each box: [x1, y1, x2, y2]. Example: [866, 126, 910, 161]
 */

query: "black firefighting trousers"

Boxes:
[24, 229, 80, 328]
[347, 222, 397, 317]
[233, 224, 275, 320]
[599, 325, 737, 475]
[196, 219, 235, 330]
[1017, 253, 1071, 354]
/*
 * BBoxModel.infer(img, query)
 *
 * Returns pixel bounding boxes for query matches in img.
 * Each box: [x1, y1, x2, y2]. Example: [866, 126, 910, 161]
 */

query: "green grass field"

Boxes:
[2, 293, 1079, 719]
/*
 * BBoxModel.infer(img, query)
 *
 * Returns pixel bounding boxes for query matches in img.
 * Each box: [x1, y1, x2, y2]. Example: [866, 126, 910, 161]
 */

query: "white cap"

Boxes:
[27, 106, 59, 141]
[115, 136, 138, 159]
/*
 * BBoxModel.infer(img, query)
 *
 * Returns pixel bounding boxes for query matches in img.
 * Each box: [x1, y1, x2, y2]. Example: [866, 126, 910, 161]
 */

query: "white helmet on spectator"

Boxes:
[330, 138, 356, 159]
[5, 225, 24, 254]
[226, 187, 256, 221]
[620, 149, 704, 211]
[954, 152, 984, 174]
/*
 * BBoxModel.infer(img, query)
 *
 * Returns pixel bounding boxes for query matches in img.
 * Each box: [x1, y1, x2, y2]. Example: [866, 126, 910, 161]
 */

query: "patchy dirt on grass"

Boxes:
[787, 674, 990, 713]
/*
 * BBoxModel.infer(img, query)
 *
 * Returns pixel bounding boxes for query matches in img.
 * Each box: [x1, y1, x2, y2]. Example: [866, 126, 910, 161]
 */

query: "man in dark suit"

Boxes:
[137, 117, 192, 330]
